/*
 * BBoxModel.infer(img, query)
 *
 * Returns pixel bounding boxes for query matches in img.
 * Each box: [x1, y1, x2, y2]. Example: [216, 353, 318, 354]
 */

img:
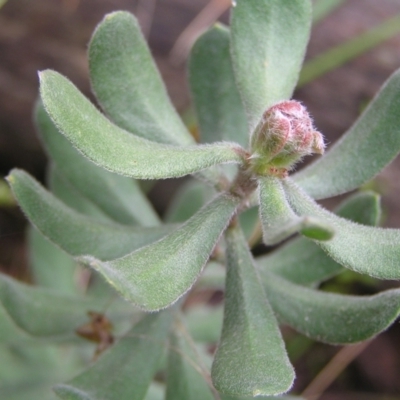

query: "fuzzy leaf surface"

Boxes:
[8, 170, 172, 260]
[39, 71, 244, 180]
[0, 273, 101, 340]
[82, 193, 240, 311]
[259, 177, 333, 245]
[257, 191, 381, 285]
[231, 0, 312, 130]
[264, 271, 400, 344]
[89, 11, 192, 146]
[189, 24, 248, 147]
[36, 101, 159, 226]
[294, 68, 400, 199]
[54, 312, 172, 400]
[166, 329, 215, 400]
[283, 179, 400, 279]
[212, 225, 294, 397]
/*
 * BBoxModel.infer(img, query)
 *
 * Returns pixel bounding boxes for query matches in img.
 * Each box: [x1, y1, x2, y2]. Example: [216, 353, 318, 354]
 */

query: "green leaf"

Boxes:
[294, 68, 400, 199]
[39, 70, 245, 180]
[166, 329, 215, 400]
[28, 227, 79, 295]
[0, 272, 101, 340]
[264, 271, 400, 344]
[259, 177, 333, 245]
[257, 191, 381, 285]
[230, 0, 312, 130]
[189, 24, 248, 147]
[7, 169, 173, 261]
[212, 225, 294, 397]
[36, 101, 159, 226]
[300, 14, 400, 86]
[283, 179, 400, 279]
[89, 11, 192, 146]
[54, 312, 172, 400]
[312, 0, 346, 24]
[82, 193, 240, 311]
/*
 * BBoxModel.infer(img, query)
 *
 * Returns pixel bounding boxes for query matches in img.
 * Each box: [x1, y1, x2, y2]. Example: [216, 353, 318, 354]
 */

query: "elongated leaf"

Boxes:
[283, 179, 400, 279]
[189, 24, 248, 147]
[28, 227, 79, 295]
[39, 70, 245, 180]
[82, 193, 240, 311]
[36, 101, 159, 226]
[231, 0, 312, 130]
[264, 271, 400, 344]
[89, 11, 192, 146]
[212, 225, 294, 397]
[294, 68, 400, 199]
[259, 177, 333, 245]
[312, 0, 346, 23]
[166, 330, 215, 400]
[54, 312, 172, 400]
[257, 191, 381, 285]
[0, 273, 102, 340]
[7, 170, 173, 261]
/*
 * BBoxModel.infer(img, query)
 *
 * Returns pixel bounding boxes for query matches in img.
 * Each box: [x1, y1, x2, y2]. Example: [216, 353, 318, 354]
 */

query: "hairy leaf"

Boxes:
[283, 179, 400, 279]
[39, 70, 245, 180]
[89, 11, 192, 146]
[82, 193, 240, 311]
[231, 0, 312, 130]
[294, 68, 400, 199]
[189, 24, 248, 147]
[8, 170, 173, 261]
[54, 312, 172, 400]
[264, 271, 400, 344]
[212, 225, 294, 397]
[36, 101, 159, 226]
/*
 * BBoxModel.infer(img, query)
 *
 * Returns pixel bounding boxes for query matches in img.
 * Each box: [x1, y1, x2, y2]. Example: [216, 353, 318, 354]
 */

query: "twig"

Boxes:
[302, 340, 371, 400]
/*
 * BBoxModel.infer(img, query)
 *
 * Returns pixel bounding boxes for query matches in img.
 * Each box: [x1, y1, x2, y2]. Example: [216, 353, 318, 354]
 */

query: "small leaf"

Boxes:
[294, 68, 400, 199]
[54, 312, 172, 400]
[212, 225, 294, 397]
[166, 329, 215, 400]
[231, 0, 312, 130]
[259, 177, 333, 245]
[264, 271, 400, 344]
[0, 272, 101, 340]
[283, 179, 400, 279]
[28, 226, 78, 295]
[8, 169, 173, 260]
[257, 191, 381, 285]
[189, 24, 248, 147]
[36, 101, 159, 226]
[82, 193, 240, 311]
[89, 11, 192, 146]
[39, 70, 245, 180]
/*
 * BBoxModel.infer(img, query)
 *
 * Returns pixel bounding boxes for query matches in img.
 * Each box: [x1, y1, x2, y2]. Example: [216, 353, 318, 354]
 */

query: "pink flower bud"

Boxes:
[250, 100, 325, 177]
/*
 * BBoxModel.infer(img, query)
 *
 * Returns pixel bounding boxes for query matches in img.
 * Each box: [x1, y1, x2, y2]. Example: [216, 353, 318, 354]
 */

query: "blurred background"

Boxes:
[1, 0, 400, 399]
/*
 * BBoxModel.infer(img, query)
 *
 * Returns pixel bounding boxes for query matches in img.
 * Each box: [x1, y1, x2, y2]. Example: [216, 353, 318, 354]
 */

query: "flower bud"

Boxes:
[250, 100, 325, 177]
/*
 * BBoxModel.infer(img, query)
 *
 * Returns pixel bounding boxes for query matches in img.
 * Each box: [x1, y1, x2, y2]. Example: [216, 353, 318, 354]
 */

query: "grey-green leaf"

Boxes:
[212, 225, 294, 397]
[230, 0, 312, 130]
[82, 193, 240, 311]
[8, 169, 173, 261]
[36, 101, 160, 226]
[283, 179, 400, 279]
[39, 70, 245, 180]
[89, 11, 192, 146]
[166, 329, 215, 400]
[264, 271, 400, 344]
[257, 190, 381, 285]
[54, 312, 172, 400]
[189, 24, 248, 147]
[294, 68, 400, 199]
[259, 177, 333, 245]
[0, 272, 101, 340]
